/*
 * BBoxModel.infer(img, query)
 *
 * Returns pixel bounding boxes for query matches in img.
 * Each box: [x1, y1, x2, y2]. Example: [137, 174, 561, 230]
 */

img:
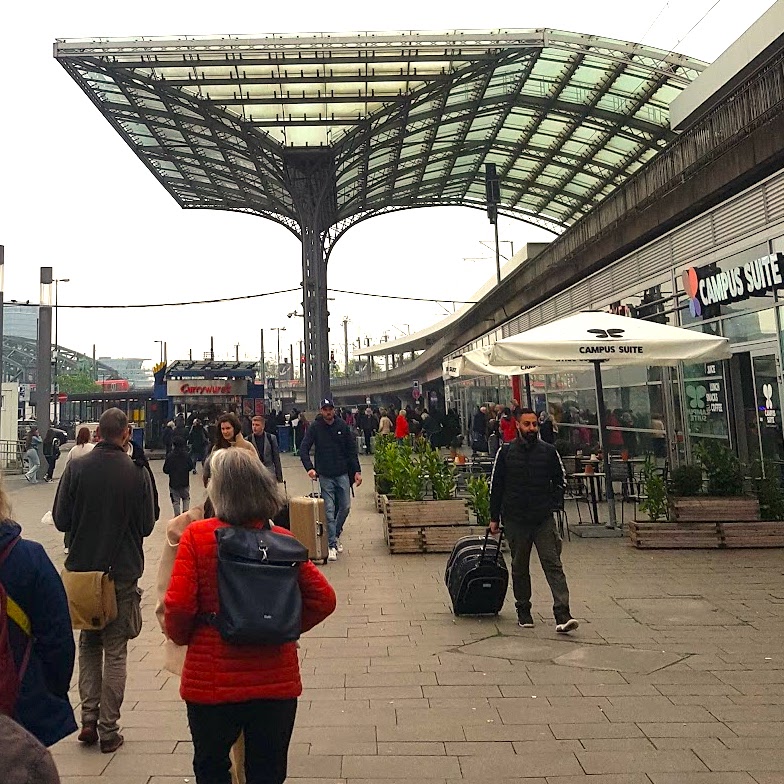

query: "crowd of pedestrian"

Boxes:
[470, 400, 559, 455]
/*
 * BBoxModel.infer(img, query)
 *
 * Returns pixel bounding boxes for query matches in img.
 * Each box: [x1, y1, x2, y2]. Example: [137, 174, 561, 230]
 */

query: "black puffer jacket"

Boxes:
[299, 415, 360, 478]
[489, 436, 565, 524]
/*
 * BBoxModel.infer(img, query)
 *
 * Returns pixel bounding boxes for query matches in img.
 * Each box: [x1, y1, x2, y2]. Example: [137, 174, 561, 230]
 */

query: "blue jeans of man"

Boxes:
[319, 474, 351, 549]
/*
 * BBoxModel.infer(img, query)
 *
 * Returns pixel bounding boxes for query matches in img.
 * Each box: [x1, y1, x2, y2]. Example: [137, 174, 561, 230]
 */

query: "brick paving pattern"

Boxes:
[7, 452, 784, 783]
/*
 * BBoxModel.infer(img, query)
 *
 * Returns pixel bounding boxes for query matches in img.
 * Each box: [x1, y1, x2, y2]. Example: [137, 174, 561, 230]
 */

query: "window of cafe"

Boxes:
[541, 365, 667, 458]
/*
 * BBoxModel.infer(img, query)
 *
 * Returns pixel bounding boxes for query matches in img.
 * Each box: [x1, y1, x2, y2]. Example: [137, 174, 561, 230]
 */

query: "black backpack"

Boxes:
[205, 526, 309, 645]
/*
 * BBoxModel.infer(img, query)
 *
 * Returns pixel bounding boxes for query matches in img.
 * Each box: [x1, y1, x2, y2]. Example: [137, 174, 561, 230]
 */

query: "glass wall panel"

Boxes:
[722, 308, 777, 344]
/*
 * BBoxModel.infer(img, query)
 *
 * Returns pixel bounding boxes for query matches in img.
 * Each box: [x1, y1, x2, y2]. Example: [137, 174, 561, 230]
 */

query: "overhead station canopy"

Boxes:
[54, 29, 705, 235]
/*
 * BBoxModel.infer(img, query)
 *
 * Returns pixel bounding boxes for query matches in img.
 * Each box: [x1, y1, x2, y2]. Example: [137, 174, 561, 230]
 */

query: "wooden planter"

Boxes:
[670, 496, 760, 522]
[381, 496, 472, 554]
[629, 497, 784, 549]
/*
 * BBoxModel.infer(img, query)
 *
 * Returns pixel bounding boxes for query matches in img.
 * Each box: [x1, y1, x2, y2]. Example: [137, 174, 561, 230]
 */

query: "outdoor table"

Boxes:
[571, 472, 606, 525]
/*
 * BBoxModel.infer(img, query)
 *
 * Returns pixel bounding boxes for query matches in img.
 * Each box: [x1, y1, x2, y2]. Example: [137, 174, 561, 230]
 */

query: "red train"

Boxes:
[95, 378, 131, 392]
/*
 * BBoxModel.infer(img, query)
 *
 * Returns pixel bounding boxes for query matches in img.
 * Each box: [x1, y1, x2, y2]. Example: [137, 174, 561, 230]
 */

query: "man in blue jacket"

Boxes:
[300, 398, 362, 561]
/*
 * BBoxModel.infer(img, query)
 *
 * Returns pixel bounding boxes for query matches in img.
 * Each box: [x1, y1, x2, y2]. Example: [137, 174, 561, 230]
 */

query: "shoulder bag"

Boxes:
[61, 490, 134, 631]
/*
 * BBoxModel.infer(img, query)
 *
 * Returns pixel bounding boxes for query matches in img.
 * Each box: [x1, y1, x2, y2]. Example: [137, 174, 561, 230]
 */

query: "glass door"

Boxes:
[750, 351, 784, 467]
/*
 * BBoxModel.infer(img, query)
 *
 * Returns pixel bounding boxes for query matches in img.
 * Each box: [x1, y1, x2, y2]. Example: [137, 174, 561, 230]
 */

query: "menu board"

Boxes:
[683, 361, 728, 438]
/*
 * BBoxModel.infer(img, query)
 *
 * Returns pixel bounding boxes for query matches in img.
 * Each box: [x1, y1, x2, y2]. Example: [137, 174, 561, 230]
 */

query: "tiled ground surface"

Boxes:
[7, 452, 784, 783]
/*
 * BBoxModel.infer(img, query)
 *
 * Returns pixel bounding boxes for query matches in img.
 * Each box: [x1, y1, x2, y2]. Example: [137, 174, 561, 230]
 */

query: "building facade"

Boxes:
[446, 167, 784, 471]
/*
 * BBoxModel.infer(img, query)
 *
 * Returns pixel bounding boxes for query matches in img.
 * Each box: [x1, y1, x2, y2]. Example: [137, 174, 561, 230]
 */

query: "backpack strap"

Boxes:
[1, 536, 33, 638]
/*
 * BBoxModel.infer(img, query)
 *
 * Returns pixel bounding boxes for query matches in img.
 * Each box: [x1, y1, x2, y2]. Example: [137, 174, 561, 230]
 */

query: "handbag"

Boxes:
[202, 525, 308, 645]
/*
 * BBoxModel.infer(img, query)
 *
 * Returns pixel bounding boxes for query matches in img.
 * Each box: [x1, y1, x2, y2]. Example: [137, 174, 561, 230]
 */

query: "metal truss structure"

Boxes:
[54, 29, 705, 406]
[2, 336, 117, 385]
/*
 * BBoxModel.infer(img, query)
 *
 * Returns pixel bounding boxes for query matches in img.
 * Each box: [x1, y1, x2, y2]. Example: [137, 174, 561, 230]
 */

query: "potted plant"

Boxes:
[638, 456, 668, 523]
[381, 440, 469, 554]
[669, 443, 759, 522]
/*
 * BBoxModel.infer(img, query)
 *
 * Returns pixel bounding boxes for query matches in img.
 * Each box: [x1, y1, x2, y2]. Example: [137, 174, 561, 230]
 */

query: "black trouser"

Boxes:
[45, 454, 57, 479]
[363, 430, 372, 453]
[504, 515, 571, 623]
[187, 698, 297, 784]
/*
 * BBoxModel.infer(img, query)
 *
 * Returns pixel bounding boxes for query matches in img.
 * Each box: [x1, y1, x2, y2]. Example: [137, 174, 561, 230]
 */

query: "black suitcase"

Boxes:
[445, 529, 508, 616]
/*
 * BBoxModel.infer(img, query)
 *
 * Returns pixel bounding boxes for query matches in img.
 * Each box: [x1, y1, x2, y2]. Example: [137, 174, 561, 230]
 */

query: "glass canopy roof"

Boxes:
[54, 30, 706, 235]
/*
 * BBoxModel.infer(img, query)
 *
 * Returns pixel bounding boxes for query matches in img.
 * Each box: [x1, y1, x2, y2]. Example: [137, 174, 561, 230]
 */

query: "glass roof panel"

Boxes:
[57, 29, 705, 230]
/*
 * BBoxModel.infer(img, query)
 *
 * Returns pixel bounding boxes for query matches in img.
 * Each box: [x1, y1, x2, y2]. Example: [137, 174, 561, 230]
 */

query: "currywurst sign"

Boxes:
[683, 252, 784, 317]
[167, 379, 247, 396]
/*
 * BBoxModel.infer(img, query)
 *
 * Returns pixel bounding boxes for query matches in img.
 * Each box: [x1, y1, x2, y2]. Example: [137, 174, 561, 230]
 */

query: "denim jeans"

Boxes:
[170, 486, 191, 517]
[319, 473, 351, 548]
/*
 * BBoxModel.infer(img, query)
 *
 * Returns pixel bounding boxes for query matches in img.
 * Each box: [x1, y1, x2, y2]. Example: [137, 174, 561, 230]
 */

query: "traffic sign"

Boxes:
[412, 386, 421, 400]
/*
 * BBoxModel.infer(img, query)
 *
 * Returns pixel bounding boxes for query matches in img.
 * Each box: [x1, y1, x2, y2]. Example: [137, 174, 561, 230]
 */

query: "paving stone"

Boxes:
[376, 741, 446, 755]
[577, 749, 708, 774]
[647, 775, 758, 784]
[342, 754, 460, 778]
[458, 751, 582, 778]
[549, 722, 644, 740]
[699, 750, 784, 772]
[638, 722, 737, 739]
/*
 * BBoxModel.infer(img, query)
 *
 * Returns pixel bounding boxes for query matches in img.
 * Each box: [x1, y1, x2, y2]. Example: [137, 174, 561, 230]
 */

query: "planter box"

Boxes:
[381, 496, 472, 554]
[670, 496, 760, 522]
[628, 521, 720, 549]
[628, 519, 784, 549]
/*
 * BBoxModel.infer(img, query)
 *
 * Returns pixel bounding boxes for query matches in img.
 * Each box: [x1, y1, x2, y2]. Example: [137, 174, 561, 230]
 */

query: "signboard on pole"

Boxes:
[412, 380, 421, 401]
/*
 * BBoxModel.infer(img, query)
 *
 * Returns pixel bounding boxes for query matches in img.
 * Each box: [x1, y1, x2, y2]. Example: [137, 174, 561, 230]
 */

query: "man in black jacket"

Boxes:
[53, 408, 156, 753]
[489, 409, 578, 633]
[250, 415, 283, 483]
[300, 398, 362, 561]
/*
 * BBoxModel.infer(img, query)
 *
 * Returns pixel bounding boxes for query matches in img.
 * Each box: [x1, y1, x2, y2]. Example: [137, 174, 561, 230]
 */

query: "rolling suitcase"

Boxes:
[445, 529, 508, 616]
[289, 483, 329, 564]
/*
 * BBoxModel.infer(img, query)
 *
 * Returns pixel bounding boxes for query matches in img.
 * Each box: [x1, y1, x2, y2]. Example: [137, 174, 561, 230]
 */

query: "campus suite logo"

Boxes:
[686, 383, 706, 410]
[580, 327, 644, 355]
[682, 268, 702, 318]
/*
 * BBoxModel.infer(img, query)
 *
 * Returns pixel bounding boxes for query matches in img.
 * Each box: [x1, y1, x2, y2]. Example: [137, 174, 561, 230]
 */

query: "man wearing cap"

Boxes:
[299, 398, 362, 561]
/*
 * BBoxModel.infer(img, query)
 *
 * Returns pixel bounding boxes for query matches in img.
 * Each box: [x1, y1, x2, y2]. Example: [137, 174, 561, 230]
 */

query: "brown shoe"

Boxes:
[77, 722, 98, 745]
[100, 734, 124, 754]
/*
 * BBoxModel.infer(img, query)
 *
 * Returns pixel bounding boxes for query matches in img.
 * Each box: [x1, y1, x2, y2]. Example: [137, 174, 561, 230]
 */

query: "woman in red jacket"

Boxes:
[394, 409, 409, 443]
[498, 408, 518, 443]
[165, 448, 336, 784]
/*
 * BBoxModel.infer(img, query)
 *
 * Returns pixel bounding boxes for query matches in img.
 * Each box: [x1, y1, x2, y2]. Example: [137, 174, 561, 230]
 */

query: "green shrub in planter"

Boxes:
[694, 442, 745, 496]
[373, 435, 396, 495]
[751, 461, 784, 521]
[419, 442, 456, 500]
[388, 440, 425, 501]
[466, 475, 491, 527]
[639, 456, 668, 522]
[669, 464, 703, 497]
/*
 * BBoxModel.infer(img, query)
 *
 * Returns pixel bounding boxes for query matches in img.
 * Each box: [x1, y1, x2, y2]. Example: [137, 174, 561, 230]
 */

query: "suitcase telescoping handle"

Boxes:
[481, 526, 503, 564]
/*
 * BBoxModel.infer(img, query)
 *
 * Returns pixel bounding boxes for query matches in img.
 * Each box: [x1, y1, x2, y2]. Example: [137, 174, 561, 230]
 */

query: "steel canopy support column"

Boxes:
[284, 148, 337, 410]
[302, 224, 330, 408]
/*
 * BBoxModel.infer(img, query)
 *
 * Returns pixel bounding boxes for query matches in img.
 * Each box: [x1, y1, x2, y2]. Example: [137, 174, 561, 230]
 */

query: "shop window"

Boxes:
[682, 360, 730, 443]
[722, 308, 777, 344]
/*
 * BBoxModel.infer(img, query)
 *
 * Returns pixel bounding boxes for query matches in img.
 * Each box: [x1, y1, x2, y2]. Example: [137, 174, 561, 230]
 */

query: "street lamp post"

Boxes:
[35, 268, 53, 480]
[53, 277, 70, 424]
[270, 327, 286, 369]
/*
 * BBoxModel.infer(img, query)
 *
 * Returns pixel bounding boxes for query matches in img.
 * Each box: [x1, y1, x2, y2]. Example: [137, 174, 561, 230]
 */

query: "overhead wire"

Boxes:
[9, 287, 477, 309]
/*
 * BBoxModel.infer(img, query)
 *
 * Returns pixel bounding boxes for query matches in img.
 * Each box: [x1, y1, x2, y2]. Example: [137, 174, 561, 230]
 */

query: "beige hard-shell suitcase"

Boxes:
[289, 496, 329, 564]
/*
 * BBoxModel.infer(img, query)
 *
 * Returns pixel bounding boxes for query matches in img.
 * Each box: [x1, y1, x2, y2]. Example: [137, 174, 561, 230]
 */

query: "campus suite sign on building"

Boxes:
[683, 253, 784, 316]
[167, 380, 247, 396]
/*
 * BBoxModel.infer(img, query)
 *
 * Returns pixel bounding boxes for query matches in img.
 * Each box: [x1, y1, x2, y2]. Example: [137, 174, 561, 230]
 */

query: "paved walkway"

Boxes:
[6, 453, 784, 783]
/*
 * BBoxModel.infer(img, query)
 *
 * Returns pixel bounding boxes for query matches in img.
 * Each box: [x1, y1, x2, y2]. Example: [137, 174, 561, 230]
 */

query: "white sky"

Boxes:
[0, 0, 776, 368]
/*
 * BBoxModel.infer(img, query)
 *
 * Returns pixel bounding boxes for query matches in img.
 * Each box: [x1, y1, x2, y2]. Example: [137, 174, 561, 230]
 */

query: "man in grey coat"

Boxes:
[249, 415, 284, 483]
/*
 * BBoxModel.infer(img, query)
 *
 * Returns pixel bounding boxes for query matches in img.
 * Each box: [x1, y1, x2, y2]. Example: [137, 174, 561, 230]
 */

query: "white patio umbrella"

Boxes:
[487, 311, 731, 528]
[442, 347, 540, 379]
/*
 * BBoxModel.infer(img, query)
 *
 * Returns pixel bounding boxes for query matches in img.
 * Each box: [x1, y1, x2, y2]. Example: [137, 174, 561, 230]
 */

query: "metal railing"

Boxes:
[1, 440, 27, 474]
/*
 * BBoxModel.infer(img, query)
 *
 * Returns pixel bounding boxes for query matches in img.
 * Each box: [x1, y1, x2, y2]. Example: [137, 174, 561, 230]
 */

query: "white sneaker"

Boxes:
[555, 618, 579, 634]
[336, 539, 344, 553]
[328, 547, 338, 561]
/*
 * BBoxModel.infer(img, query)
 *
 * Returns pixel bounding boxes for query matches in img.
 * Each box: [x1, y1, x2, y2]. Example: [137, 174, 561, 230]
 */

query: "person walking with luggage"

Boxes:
[163, 437, 192, 517]
[42, 425, 68, 482]
[0, 479, 77, 748]
[360, 407, 377, 455]
[489, 408, 578, 634]
[53, 408, 156, 753]
[299, 398, 362, 562]
[249, 415, 283, 483]
[165, 447, 336, 784]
